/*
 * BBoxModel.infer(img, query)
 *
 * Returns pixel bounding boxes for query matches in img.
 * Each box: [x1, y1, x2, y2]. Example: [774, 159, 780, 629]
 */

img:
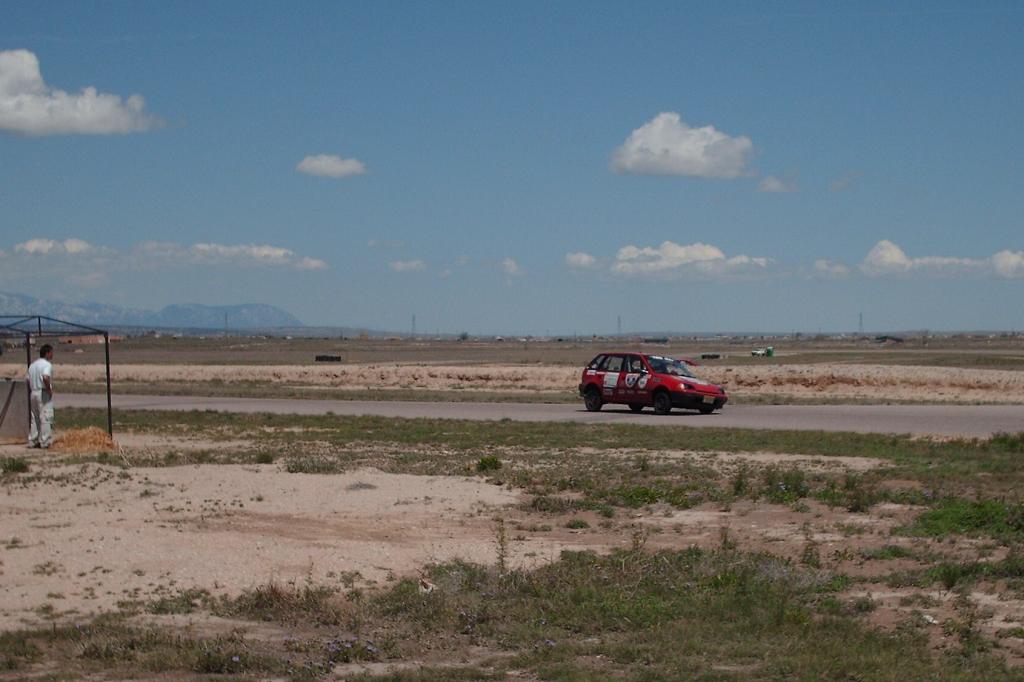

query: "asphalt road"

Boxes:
[59, 393, 1024, 437]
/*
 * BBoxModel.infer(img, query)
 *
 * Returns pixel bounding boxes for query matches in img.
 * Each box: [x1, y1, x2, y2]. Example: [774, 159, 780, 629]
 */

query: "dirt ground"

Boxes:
[3, 437, 1022, 663]
[5, 360, 1024, 403]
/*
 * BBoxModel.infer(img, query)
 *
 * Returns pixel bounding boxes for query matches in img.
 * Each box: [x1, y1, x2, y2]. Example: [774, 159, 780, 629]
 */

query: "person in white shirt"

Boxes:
[27, 344, 54, 449]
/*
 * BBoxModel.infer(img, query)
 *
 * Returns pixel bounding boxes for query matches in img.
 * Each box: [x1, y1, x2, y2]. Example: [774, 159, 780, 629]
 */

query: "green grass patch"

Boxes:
[0, 617, 284, 676]
[476, 455, 502, 472]
[214, 581, 344, 626]
[66, 406, 1024, 467]
[1, 457, 30, 474]
[360, 548, 1013, 680]
[901, 498, 1024, 542]
[926, 554, 1024, 591]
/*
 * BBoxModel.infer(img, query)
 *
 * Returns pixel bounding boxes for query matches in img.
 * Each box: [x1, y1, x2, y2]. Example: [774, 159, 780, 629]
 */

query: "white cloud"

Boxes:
[610, 240, 769, 279]
[455, 255, 471, 267]
[992, 251, 1024, 278]
[610, 112, 753, 178]
[132, 240, 327, 270]
[15, 238, 60, 254]
[296, 257, 329, 271]
[859, 240, 984, 276]
[15, 238, 99, 255]
[812, 259, 851, 278]
[3, 238, 328, 289]
[297, 154, 366, 178]
[565, 251, 597, 269]
[860, 240, 912, 275]
[389, 259, 427, 272]
[501, 257, 523, 276]
[62, 238, 93, 254]
[190, 243, 318, 268]
[0, 49, 161, 136]
[757, 175, 797, 193]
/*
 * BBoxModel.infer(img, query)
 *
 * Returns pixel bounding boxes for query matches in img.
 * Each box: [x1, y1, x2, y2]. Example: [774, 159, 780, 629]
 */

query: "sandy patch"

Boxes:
[637, 499, 913, 553]
[689, 450, 887, 473]
[0, 463, 585, 630]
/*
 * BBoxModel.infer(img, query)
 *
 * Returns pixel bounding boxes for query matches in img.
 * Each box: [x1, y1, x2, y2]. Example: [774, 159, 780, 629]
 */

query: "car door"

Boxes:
[601, 354, 625, 401]
[617, 354, 649, 404]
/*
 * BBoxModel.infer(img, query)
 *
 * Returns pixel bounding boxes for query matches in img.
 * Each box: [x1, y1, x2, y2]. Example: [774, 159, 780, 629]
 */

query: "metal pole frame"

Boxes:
[104, 333, 113, 437]
[24, 332, 31, 437]
[0, 316, 115, 439]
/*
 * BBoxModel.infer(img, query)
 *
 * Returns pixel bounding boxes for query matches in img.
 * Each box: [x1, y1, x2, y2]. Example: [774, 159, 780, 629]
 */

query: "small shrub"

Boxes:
[852, 596, 876, 613]
[216, 582, 342, 625]
[846, 485, 876, 513]
[530, 495, 580, 514]
[147, 589, 210, 615]
[731, 464, 750, 497]
[989, 431, 1024, 453]
[930, 562, 980, 592]
[763, 466, 809, 503]
[285, 456, 339, 474]
[565, 518, 590, 530]
[1, 458, 29, 474]
[255, 452, 275, 464]
[476, 456, 502, 472]
[800, 541, 821, 569]
[862, 545, 913, 561]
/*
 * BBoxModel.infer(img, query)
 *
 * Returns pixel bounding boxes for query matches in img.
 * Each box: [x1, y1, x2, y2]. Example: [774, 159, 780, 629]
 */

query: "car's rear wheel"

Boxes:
[653, 391, 672, 415]
[584, 387, 603, 412]
[698, 404, 715, 414]
[629, 403, 644, 413]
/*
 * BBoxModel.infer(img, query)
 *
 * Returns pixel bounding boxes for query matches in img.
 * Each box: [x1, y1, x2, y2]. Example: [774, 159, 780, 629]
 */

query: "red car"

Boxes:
[578, 352, 728, 415]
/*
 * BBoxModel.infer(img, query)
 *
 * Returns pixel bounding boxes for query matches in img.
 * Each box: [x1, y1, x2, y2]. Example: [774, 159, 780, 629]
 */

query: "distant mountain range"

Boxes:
[0, 292, 303, 329]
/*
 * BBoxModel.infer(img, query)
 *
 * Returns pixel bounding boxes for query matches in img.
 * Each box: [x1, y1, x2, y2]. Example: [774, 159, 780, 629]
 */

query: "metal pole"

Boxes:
[24, 332, 31, 434]
[104, 332, 113, 437]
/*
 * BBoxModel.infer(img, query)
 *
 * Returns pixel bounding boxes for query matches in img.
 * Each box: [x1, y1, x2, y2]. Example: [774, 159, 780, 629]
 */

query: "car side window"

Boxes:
[627, 355, 644, 373]
[588, 355, 606, 370]
[605, 355, 623, 372]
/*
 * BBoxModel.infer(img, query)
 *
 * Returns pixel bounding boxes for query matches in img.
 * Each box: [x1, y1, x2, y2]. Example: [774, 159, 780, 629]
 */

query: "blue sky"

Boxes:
[1, 1, 1022, 334]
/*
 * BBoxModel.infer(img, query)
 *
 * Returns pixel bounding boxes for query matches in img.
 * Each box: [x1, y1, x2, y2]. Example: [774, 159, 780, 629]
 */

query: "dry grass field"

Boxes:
[2, 337, 1024, 679]
[5, 334, 1024, 404]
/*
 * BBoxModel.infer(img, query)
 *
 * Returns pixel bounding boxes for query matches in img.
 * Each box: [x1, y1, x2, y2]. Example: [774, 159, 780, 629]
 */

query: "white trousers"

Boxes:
[29, 390, 53, 448]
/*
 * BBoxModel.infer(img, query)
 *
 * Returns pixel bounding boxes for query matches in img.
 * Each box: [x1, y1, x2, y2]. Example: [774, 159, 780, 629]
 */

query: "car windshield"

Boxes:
[647, 355, 695, 378]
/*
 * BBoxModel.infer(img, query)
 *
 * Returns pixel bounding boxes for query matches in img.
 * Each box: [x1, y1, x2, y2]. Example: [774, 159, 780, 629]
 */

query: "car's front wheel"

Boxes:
[698, 404, 715, 415]
[584, 387, 603, 412]
[653, 391, 672, 415]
